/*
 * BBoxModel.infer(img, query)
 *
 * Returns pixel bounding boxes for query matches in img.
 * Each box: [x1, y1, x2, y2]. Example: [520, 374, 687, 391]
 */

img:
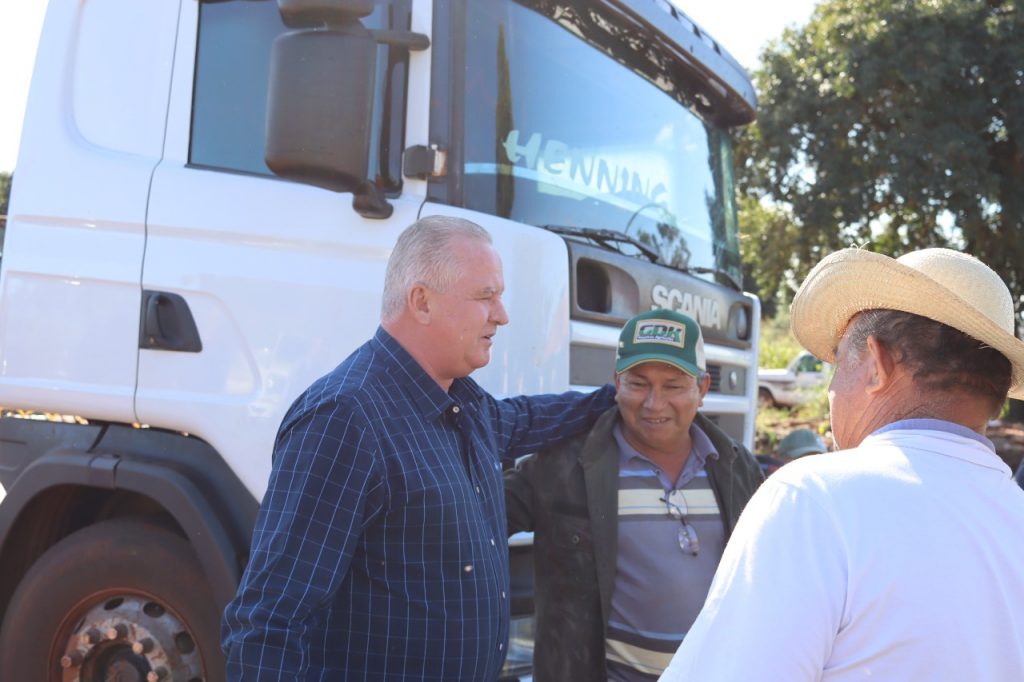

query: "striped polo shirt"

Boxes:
[606, 423, 726, 681]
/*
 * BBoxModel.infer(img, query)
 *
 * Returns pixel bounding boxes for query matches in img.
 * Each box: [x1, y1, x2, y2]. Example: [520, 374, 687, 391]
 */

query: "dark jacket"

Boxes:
[505, 406, 764, 682]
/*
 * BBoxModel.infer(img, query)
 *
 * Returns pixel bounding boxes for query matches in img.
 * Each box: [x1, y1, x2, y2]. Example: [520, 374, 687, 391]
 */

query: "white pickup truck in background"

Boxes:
[758, 351, 831, 408]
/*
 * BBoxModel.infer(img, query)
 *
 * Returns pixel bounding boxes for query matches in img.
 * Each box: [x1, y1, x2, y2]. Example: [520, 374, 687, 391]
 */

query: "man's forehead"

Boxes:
[831, 315, 860, 358]
[832, 329, 854, 360]
[453, 242, 503, 286]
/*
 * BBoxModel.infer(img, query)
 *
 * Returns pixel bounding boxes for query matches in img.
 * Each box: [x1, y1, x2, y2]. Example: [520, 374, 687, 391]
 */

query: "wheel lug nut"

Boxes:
[132, 637, 155, 655]
[147, 667, 169, 682]
[79, 628, 102, 646]
[60, 651, 84, 668]
[106, 623, 129, 640]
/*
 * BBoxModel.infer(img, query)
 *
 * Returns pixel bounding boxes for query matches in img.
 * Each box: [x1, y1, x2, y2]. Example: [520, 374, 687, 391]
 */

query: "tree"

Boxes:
[0, 172, 11, 251]
[739, 0, 1024, 313]
[0, 171, 10, 220]
[737, 194, 796, 319]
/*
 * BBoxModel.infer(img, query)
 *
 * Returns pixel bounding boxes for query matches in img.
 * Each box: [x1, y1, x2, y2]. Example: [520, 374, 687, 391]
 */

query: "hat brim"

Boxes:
[616, 354, 702, 378]
[782, 445, 825, 458]
[791, 249, 1024, 400]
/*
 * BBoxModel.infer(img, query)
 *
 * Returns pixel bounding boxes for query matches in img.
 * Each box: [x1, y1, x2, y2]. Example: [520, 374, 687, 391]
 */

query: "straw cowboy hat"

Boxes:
[791, 247, 1024, 400]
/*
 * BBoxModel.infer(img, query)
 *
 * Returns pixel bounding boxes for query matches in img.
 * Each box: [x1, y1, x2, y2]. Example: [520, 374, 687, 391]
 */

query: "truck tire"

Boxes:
[0, 518, 227, 682]
[758, 387, 776, 408]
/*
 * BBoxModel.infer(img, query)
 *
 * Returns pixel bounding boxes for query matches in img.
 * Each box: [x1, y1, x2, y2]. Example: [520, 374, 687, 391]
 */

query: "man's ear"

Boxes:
[408, 284, 432, 323]
[698, 372, 712, 403]
[864, 336, 896, 394]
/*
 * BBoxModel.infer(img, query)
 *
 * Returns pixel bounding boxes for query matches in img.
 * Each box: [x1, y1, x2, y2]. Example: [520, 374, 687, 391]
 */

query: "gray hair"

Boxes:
[381, 216, 493, 321]
[845, 309, 1012, 415]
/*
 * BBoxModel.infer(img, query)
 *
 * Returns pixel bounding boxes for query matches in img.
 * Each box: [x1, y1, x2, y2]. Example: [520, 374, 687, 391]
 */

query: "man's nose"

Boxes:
[492, 297, 509, 326]
[643, 388, 664, 409]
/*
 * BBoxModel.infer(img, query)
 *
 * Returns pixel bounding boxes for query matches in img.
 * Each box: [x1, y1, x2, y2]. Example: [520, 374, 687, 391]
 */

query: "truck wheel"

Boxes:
[0, 518, 226, 682]
[758, 388, 776, 408]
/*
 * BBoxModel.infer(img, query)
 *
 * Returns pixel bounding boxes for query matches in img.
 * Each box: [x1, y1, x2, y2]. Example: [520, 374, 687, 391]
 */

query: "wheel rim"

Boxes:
[56, 593, 205, 682]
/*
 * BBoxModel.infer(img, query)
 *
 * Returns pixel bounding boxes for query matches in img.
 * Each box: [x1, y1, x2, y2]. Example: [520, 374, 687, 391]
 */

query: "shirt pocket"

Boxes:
[543, 514, 601, 596]
[552, 514, 592, 550]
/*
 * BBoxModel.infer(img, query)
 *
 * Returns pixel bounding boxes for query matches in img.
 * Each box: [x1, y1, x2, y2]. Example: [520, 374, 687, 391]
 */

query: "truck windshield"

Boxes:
[458, 0, 742, 284]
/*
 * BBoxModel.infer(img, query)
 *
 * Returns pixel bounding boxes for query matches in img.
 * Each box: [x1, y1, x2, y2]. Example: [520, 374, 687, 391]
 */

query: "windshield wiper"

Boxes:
[542, 224, 743, 292]
[542, 224, 659, 263]
[681, 264, 742, 292]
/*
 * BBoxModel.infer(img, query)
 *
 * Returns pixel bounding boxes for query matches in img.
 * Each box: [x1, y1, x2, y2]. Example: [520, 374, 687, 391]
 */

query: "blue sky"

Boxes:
[0, 0, 817, 174]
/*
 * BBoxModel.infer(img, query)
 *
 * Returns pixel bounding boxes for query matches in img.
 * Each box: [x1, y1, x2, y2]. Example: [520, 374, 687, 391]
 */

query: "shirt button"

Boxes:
[499, 643, 504, 651]
[490, 538, 496, 546]
[502, 591, 506, 598]
[463, 564, 474, 573]
[452, 405, 460, 414]
[475, 486, 482, 495]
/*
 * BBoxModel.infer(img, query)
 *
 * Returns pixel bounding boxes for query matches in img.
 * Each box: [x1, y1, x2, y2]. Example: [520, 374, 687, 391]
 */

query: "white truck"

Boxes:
[0, 1, 759, 679]
[758, 351, 831, 408]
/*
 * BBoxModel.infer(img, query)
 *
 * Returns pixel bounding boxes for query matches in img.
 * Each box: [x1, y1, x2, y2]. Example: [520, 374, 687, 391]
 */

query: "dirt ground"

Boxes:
[758, 414, 1024, 474]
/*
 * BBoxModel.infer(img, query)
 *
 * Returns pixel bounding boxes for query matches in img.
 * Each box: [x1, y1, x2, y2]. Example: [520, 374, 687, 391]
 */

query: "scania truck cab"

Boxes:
[0, 1, 758, 679]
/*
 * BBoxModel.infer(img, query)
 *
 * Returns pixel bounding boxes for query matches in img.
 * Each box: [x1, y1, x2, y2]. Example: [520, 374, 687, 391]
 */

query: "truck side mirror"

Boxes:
[265, 1, 429, 219]
[277, 0, 375, 25]
[265, 19, 378, 202]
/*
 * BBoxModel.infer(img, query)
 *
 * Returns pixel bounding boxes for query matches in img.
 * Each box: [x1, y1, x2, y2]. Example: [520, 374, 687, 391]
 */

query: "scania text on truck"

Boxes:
[0, 1, 759, 679]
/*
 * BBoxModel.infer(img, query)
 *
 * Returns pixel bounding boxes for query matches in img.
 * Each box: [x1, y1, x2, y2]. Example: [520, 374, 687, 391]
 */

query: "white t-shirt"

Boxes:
[659, 425, 1024, 681]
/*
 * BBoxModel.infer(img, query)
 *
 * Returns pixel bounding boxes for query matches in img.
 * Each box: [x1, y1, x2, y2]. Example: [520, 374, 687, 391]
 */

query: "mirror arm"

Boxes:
[370, 30, 429, 51]
[348, 30, 427, 218]
[353, 181, 394, 219]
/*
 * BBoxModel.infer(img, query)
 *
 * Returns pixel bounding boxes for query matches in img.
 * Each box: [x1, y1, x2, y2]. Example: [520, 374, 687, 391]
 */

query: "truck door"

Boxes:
[0, 0, 181, 422]
[141, 0, 423, 498]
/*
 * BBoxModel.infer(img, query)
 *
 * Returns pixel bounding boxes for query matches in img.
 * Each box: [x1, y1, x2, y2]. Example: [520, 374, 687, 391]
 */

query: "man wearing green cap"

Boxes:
[775, 428, 828, 463]
[505, 309, 763, 681]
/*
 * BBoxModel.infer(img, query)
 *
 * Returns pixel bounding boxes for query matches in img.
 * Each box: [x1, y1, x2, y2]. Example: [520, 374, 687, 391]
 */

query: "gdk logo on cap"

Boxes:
[634, 320, 686, 348]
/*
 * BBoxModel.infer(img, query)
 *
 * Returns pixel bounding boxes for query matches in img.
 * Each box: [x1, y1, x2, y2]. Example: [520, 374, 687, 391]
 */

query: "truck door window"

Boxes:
[190, 0, 411, 195]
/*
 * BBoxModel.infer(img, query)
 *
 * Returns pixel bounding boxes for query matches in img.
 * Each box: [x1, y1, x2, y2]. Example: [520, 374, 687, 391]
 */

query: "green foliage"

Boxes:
[0, 172, 10, 252]
[739, 0, 1024, 314]
[0, 172, 10, 221]
[794, 378, 831, 422]
[754, 404, 791, 451]
[758, 309, 801, 369]
[737, 194, 799, 319]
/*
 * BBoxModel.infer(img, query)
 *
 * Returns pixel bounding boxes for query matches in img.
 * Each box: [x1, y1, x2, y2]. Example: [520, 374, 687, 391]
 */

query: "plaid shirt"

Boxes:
[223, 327, 615, 681]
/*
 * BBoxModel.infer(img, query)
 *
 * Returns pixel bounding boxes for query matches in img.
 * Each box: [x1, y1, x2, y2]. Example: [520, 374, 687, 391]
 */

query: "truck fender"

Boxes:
[0, 448, 244, 605]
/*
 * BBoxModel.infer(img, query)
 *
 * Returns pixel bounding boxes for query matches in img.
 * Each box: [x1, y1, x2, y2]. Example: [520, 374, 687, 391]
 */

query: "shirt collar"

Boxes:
[873, 418, 995, 452]
[371, 327, 485, 422]
[614, 421, 719, 479]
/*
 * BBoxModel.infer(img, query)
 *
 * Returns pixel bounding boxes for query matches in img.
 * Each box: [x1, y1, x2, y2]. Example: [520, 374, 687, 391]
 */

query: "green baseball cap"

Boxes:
[616, 309, 705, 377]
[776, 429, 828, 458]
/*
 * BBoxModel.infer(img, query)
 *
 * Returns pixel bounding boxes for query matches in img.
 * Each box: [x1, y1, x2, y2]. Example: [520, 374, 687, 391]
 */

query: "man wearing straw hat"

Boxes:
[660, 248, 1024, 681]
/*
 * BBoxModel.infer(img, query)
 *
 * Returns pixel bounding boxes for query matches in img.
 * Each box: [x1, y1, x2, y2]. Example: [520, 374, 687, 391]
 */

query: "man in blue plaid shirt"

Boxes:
[222, 216, 615, 681]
